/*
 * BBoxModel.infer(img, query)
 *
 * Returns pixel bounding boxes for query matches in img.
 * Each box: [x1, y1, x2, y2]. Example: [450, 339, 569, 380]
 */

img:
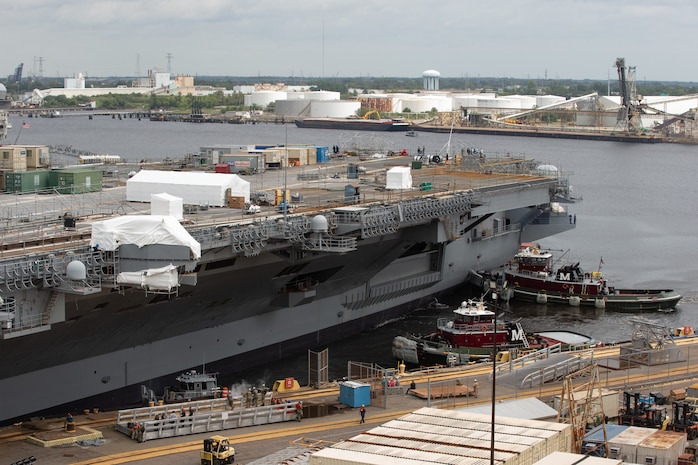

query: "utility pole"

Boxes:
[37, 57, 45, 79]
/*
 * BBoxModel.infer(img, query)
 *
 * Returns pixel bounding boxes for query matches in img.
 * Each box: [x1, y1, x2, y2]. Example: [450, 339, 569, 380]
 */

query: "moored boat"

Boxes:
[294, 117, 410, 131]
[141, 370, 223, 405]
[392, 298, 596, 367]
[503, 243, 682, 311]
[164, 370, 221, 403]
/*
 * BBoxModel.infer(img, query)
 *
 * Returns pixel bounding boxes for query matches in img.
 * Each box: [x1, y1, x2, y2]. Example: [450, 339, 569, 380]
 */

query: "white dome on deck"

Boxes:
[536, 164, 559, 174]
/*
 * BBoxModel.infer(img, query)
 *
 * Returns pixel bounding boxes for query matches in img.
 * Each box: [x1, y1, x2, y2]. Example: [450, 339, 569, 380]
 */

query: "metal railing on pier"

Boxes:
[116, 397, 298, 442]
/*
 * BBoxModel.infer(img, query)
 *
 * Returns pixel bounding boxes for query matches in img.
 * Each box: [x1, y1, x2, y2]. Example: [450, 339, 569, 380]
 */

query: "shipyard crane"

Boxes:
[557, 364, 607, 456]
[615, 57, 642, 133]
[9, 63, 23, 83]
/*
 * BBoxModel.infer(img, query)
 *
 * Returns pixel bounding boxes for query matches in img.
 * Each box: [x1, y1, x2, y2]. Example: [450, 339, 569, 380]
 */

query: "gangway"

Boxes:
[116, 398, 298, 442]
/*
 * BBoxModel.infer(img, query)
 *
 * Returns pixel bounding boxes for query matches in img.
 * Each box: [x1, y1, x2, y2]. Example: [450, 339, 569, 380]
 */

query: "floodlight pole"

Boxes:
[490, 283, 497, 465]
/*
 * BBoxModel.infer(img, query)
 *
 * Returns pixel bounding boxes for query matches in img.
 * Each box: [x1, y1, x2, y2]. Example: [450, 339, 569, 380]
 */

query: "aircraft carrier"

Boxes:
[0, 152, 575, 423]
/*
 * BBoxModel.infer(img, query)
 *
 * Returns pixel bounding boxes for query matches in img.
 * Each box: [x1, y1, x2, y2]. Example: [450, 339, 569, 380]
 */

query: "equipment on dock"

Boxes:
[273, 377, 301, 393]
[200, 435, 234, 465]
[619, 391, 668, 429]
[668, 401, 698, 440]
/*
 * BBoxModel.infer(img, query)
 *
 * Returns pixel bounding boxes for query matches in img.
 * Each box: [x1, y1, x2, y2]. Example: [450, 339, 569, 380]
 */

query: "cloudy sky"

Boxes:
[3, 0, 695, 82]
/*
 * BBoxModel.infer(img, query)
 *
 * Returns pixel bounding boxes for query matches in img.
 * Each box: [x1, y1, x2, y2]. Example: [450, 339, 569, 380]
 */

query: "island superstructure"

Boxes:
[0, 152, 575, 423]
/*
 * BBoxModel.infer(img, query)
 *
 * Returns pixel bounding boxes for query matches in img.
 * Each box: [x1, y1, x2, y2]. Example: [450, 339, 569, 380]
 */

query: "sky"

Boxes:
[3, 0, 696, 82]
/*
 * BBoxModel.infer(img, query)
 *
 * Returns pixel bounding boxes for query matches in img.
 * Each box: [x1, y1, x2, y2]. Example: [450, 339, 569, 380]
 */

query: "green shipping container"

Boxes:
[5, 170, 51, 193]
[49, 168, 103, 194]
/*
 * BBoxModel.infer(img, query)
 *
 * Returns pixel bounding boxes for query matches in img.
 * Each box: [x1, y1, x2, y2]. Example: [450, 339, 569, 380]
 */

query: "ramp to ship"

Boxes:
[116, 398, 298, 442]
[495, 353, 592, 390]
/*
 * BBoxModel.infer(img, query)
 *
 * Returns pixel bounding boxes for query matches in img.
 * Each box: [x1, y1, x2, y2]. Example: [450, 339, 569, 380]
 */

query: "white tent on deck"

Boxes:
[151, 192, 184, 220]
[126, 170, 250, 207]
[386, 166, 412, 189]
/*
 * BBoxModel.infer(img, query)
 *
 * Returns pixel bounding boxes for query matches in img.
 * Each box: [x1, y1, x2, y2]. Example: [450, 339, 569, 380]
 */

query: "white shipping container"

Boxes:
[607, 426, 656, 463]
[636, 430, 687, 465]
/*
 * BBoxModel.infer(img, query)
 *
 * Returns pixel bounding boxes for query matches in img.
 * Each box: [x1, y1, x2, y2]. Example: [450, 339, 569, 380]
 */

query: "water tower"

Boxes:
[422, 70, 441, 91]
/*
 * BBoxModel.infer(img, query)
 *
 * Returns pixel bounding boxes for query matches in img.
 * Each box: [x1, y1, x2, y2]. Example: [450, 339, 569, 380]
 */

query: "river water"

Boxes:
[8, 113, 698, 386]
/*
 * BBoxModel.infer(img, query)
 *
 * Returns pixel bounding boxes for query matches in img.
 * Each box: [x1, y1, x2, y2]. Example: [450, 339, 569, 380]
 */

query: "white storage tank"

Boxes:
[293, 90, 340, 101]
[508, 95, 537, 109]
[309, 100, 361, 118]
[398, 95, 452, 113]
[453, 94, 485, 109]
[536, 94, 567, 107]
[274, 99, 313, 116]
[246, 90, 288, 108]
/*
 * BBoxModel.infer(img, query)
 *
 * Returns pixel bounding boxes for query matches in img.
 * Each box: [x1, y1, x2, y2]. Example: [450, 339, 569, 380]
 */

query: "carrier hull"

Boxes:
[0, 156, 575, 423]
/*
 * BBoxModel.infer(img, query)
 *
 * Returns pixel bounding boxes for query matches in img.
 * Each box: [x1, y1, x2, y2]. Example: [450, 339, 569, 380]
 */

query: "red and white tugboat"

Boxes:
[392, 297, 596, 367]
[504, 243, 682, 311]
[435, 298, 526, 349]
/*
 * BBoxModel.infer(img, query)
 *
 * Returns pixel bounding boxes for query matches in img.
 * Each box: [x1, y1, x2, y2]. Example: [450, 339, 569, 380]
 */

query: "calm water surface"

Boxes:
[9, 114, 698, 385]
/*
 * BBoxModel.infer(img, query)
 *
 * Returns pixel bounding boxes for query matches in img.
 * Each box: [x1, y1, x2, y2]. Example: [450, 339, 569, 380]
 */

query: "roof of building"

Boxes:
[458, 397, 560, 420]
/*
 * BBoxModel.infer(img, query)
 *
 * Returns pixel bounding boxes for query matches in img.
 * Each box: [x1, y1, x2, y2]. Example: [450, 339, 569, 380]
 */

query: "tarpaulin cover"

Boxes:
[91, 215, 201, 259]
[117, 264, 179, 291]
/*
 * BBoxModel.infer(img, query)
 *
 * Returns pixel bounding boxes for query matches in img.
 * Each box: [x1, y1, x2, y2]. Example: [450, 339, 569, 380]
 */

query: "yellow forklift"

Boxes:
[200, 435, 235, 465]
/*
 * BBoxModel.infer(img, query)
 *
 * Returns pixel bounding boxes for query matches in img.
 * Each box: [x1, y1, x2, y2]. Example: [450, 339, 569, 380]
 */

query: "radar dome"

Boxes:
[66, 261, 87, 280]
[310, 215, 329, 233]
[0, 83, 7, 100]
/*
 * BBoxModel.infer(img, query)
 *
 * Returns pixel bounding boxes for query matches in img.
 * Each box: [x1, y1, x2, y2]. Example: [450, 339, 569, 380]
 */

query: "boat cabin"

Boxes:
[450, 300, 495, 327]
[513, 244, 552, 273]
[436, 298, 514, 348]
[164, 370, 219, 402]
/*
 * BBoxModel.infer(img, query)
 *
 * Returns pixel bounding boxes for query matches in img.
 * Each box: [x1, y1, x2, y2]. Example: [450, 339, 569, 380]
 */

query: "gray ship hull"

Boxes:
[0, 156, 575, 422]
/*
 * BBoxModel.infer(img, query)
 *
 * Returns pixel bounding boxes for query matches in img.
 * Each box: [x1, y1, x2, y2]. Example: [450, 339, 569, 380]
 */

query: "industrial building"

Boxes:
[307, 407, 689, 465]
[309, 407, 573, 465]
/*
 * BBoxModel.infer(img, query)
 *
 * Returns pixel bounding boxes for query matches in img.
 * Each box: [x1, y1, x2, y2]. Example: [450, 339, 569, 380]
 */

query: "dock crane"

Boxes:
[615, 57, 642, 134]
[11, 63, 24, 83]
